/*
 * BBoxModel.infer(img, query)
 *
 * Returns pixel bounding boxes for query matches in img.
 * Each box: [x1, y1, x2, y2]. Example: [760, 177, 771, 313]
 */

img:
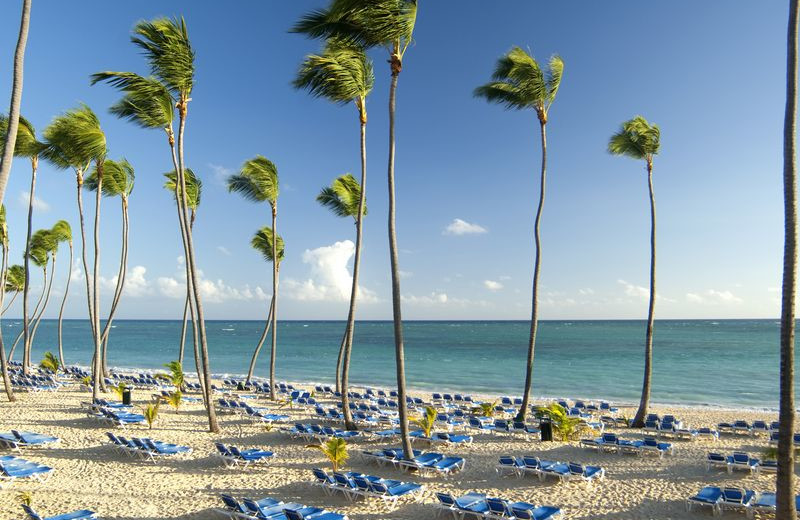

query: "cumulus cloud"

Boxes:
[686, 289, 743, 305]
[401, 292, 449, 305]
[443, 218, 487, 236]
[484, 280, 503, 291]
[18, 191, 49, 212]
[283, 240, 377, 303]
[618, 279, 674, 303]
[156, 258, 267, 304]
[98, 265, 152, 297]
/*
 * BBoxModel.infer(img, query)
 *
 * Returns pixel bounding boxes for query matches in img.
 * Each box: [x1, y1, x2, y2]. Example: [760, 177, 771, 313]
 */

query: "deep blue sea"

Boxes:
[2, 319, 789, 409]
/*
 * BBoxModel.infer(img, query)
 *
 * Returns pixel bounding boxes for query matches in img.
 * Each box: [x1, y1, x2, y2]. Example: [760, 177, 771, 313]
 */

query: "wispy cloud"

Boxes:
[18, 191, 49, 212]
[443, 218, 487, 236]
[686, 289, 743, 305]
[484, 280, 503, 291]
[217, 246, 232, 256]
[208, 163, 232, 186]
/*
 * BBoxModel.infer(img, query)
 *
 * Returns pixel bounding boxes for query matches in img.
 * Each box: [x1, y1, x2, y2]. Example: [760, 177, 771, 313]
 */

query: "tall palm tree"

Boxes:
[608, 116, 661, 428]
[92, 18, 220, 432]
[9, 231, 50, 362]
[85, 159, 134, 375]
[0, 205, 14, 401]
[294, 38, 374, 420]
[0, 114, 42, 374]
[42, 104, 107, 399]
[246, 227, 284, 385]
[50, 220, 71, 367]
[475, 47, 563, 421]
[293, 0, 418, 460]
[27, 229, 58, 352]
[316, 174, 366, 429]
[164, 168, 201, 368]
[0, 0, 32, 207]
[3, 264, 24, 315]
[228, 156, 279, 399]
[778, 1, 799, 516]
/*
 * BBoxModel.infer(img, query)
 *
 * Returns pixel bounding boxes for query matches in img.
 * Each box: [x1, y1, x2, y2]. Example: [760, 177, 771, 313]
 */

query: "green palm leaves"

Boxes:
[608, 116, 661, 162]
[252, 227, 284, 265]
[228, 156, 279, 207]
[42, 104, 106, 171]
[307, 437, 349, 472]
[5, 265, 24, 293]
[474, 47, 563, 120]
[27, 229, 56, 268]
[50, 220, 72, 244]
[411, 406, 437, 438]
[85, 159, 135, 198]
[131, 17, 194, 98]
[164, 168, 201, 211]
[317, 174, 366, 220]
[0, 115, 43, 158]
[90, 73, 174, 130]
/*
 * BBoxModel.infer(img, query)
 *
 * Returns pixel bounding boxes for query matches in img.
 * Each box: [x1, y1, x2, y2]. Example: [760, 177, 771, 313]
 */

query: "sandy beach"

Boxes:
[0, 378, 793, 520]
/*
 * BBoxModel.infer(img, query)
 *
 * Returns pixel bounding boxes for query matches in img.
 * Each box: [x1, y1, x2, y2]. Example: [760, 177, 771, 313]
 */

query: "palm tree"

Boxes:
[27, 228, 59, 353]
[0, 0, 32, 207]
[50, 220, 71, 367]
[3, 264, 24, 315]
[85, 158, 134, 376]
[778, 1, 799, 516]
[42, 104, 107, 399]
[228, 157, 279, 399]
[608, 116, 661, 428]
[316, 174, 366, 429]
[246, 226, 284, 385]
[0, 114, 42, 374]
[164, 168, 201, 368]
[293, 0, 418, 461]
[92, 18, 220, 432]
[294, 38, 374, 427]
[475, 47, 563, 421]
[0, 205, 14, 401]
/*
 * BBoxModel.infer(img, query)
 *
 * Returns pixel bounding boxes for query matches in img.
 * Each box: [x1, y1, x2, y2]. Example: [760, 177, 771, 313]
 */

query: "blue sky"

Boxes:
[0, 1, 789, 320]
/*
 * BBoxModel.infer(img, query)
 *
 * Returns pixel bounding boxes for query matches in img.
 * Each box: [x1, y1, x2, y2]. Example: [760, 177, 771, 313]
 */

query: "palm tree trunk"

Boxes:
[75, 171, 99, 396]
[246, 295, 273, 384]
[177, 213, 195, 367]
[341, 117, 367, 431]
[100, 197, 129, 375]
[517, 119, 548, 422]
[177, 103, 219, 432]
[2, 292, 18, 315]
[387, 53, 413, 460]
[10, 264, 45, 360]
[0, 0, 31, 209]
[778, 1, 799, 516]
[0, 240, 15, 401]
[632, 162, 657, 428]
[57, 241, 72, 366]
[29, 254, 56, 349]
[334, 337, 345, 394]
[269, 206, 278, 401]
[21, 163, 35, 374]
[90, 164, 103, 398]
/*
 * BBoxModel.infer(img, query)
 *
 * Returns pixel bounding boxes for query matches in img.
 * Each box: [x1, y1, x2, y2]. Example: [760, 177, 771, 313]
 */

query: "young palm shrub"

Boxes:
[472, 401, 498, 418]
[534, 402, 586, 442]
[110, 382, 127, 401]
[167, 390, 182, 414]
[411, 406, 436, 438]
[143, 402, 159, 429]
[3, 264, 24, 315]
[307, 437, 348, 472]
[39, 351, 59, 373]
[16, 491, 32, 507]
[164, 360, 185, 390]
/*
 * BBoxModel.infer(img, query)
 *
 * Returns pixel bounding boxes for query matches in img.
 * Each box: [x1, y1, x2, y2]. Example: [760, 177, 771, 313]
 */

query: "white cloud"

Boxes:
[617, 279, 675, 303]
[578, 288, 595, 295]
[217, 246, 232, 256]
[97, 265, 151, 297]
[209, 163, 232, 186]
[18, 191, 49, 212]
[443, 218, 487, 236]
[157, 276, 184, 299]
[398, 270, 413, 279]
[157, 258, 267, 304]
[686, 289, 743, 305]
[402, 292, 449, 305]
[283, 240, 377, 303]
[484, 280, 503, 291]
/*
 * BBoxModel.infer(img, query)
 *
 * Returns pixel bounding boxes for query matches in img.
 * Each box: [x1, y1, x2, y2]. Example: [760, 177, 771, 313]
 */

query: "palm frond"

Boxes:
[131, 17, 194, 97]
[608, 115, 661, 160]
[228, 156, 279, 205]
[5, 265, 25, 292]
[0, 114, 43, 158]
[41, 104, 106, 170]
[50, 220, 72, 243]
[251, 226, 285, 264]
[91, 71, 174, 129]
[294, 40, 374, 105]
[317, 173, 366, 219]
[476, 47, 563, 114]
[164, 168, 202, 210]
[85, 158, 135, 197]
[546, 55, 564, 103]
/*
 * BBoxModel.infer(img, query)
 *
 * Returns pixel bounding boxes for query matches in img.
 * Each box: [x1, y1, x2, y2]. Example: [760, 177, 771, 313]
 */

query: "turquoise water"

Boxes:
[3, 319, 789, 409]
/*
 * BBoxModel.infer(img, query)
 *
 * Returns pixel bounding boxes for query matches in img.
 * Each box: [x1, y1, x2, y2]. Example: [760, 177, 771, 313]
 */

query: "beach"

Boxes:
[0, 379, 792, 520]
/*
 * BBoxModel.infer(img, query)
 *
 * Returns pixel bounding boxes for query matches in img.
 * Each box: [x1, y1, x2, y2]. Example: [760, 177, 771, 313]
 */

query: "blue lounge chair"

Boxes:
[219, 494, 254, 519]
[283, 507, 347, 520]
[511, 504, 563, 520]
[719, 487, 754, 513]
[705, 452, 728, 472]
[496, 456, 523, 477]
[21, 505, 96, 520]
[369, 480, 424, 506]
[640, 437, 673, 458]
[748, 492, 776, 516]
[10, 431, 60, 447]
[686, 486, 722, 515]
[728, 451, 759, 474]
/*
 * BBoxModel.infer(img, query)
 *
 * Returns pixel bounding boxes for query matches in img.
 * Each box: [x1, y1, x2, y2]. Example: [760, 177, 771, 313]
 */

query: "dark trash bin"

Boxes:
[540, 418, 553, 441]
[122, 387, 132, 406]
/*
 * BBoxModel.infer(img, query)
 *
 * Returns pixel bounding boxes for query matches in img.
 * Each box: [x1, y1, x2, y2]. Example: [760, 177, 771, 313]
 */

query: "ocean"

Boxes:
[2, 319, 788, 410]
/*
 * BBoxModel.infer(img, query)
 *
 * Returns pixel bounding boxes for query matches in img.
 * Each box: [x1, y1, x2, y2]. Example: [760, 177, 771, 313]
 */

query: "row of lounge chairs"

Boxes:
[687, 486, 791, 517]
[219, 494, 347, 520]
[311, 468, 424, 508]
[90, 406, 145, 427]
[580, 433, 674, 458]
[21, 504, 97, 520]
[214, 442, 274, 467]
[0, 430, 60, 451]
[0, 455, 52, 488]
[705, 451, 775, 474]
[105, 432, 192, 462]
[282, 423, 362, 442]
[216, 399, 290, 423]
[434, 492, 562, 520]
[495, 456, 605, 484]
[360, 448, 465, 476]
[717, 419, 783, 436]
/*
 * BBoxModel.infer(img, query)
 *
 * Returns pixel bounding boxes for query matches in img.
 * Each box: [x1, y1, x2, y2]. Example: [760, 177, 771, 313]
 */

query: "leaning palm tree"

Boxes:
[85, 159, 134, 375]
[0, 114, 42, 375]
[27, 229, 59, 354]
[10, 230, 53, 364]
[0, 0, 32, 207]
[0, 205, 14, 401]
[246, 227, 284, 385]
[50, 220, 71, 367]
[293, 0, 418, 460]
[475, 47, 563, 421]
[3, 264, 24, 315]
[316, 174, 366, 429]
[608, 116, 661, 428]
[92, 17, 219, 432]
[42, 104, 107, 399]
[164, 168, 201, 368]
[778, 1, 799, 517]
[228, 156, 279, 399]
[294, 38, 374, 424]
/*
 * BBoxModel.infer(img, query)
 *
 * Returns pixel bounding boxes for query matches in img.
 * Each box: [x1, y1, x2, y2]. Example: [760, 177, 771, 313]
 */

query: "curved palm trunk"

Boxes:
[269, 207, 278, 401]
[90, 166, 103, 398]
[0, 0, 31, 210]
[778, 1, 799, 516]
[334, 337, 345, 394]
[632, 162, 657, 428]
[517, 119, 548, 422]
[340, 116, 367, 431]
[75, 171, 99, 395]
[177, 212, 195, 366]
[56, 241, 72, 366]
[21, 162, 35, 373]
[9, 265, 45, 360]
[177, 105, 219, 432]
[387, 54, 413, 460]
[100, 197, 129, 375]
[0, 240, 15, 401]
[245, 295, 273, 384]
[28, 254, 56, 349]
[2, 292, 18, 315]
